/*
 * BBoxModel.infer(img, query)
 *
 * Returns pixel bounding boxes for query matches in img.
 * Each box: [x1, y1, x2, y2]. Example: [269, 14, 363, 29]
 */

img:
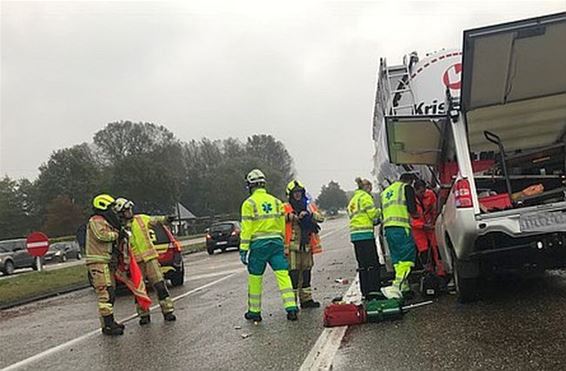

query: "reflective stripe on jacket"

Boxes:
[381, 181, 410, 229]
[348, 189, 379, 241]
[283, 202, 324, 254]
[239, 188, 285, 252]
[130, 214, 167, 262]
[85, 215, 119, 265]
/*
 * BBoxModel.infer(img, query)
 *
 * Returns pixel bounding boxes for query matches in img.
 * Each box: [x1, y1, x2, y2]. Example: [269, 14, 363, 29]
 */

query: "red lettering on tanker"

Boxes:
[442, 63, 462, 90]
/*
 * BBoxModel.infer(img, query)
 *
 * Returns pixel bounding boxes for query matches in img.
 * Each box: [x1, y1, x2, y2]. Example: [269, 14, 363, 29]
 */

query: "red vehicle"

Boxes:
[152, 223, 185, 286]
[87, 223, 185, 287]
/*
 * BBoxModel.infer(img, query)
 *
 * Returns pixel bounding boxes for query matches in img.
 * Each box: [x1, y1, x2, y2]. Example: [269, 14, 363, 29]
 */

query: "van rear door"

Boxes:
[461, 12, 566, 153]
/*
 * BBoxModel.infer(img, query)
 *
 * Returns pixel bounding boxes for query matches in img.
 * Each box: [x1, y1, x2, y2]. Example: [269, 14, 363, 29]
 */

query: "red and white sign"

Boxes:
[442, 63, 462, 90]
[26, 232, 50, 257]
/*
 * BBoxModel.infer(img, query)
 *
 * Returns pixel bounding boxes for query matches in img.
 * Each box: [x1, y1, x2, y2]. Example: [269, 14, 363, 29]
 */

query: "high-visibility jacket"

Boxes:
[381, 181, 410, 229]
[129, 214, 168, 262]
[283, 202, 324, 254]
[85, 215, 119, 265]
[411, 189, 437, 230]
[240, 188, 285, 252]
[348, 189, 379, 241]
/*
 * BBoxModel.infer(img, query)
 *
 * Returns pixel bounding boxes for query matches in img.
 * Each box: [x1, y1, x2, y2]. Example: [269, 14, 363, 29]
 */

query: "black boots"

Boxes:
[139, 315, 151, 326]
[163, 312, 177, 322]
[102, 314, 124, 336]
[301, 300, 321, 308]
[244, 311, 262, 322]
[287, 310, 298, 321]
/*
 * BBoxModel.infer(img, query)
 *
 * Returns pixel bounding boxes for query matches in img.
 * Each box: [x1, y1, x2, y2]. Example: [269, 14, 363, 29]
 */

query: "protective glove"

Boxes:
[240, 250, 249, 265]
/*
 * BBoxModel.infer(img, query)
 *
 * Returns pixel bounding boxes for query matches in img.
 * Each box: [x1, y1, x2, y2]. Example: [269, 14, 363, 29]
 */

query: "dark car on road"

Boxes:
[206, 221, 241, 255]
[44, 241, 82, 263]
[0, 239, 39, 275]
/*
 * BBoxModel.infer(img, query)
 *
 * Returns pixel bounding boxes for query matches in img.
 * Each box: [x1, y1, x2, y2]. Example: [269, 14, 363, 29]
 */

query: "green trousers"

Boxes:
[247, 239, 297, 314]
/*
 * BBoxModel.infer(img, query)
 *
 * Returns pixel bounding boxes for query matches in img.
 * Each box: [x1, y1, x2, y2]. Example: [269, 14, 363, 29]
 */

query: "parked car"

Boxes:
[87, 222, 185, 288]
[206, 221, 241, 255]
[0, 239, 39, 275]
[44, 241, 82, 263]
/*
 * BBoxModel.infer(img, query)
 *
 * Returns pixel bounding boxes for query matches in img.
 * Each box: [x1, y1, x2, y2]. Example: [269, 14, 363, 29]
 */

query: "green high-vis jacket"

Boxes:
[240, 188, 285, 252]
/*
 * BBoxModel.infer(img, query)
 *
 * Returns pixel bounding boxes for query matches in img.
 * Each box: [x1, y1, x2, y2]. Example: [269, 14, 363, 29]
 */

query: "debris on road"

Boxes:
[234, 325, 242, 330]
[335, 278, 349, 284]
[241, 333, 251, 339]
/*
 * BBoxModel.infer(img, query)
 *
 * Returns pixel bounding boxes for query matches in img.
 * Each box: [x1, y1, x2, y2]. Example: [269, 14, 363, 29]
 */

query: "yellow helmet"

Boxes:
[286, 180, 305, 196]
[92, 194, 115, 211]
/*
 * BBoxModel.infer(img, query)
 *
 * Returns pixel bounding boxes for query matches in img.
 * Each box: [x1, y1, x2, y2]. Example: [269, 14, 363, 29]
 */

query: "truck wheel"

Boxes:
[170, 263, 185, 287]
[451, 249, 479, 303]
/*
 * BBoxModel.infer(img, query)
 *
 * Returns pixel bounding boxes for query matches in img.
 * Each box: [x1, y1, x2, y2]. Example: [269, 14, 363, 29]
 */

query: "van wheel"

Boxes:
[207, 247, 215, 255]
[170, 263, 185, 287]
[451, 249, 479, 303]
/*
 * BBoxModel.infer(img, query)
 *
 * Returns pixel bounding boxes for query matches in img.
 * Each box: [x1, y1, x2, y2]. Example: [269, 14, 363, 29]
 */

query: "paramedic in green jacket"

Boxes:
[380, 173, 418, 299]
[239, 169, 299, 322]
[347, 177, 381, 300]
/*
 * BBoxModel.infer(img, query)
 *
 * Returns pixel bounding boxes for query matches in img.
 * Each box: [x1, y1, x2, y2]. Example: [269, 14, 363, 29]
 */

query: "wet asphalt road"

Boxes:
[0, 218, 355, 371]
[333, 270, 566, 370]
[4, 217, 566, 370]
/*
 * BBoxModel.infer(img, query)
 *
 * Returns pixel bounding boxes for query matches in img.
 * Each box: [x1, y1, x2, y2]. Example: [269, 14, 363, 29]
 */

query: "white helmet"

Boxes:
[112, 197, 134, 214]
[245, 169, 266, 186]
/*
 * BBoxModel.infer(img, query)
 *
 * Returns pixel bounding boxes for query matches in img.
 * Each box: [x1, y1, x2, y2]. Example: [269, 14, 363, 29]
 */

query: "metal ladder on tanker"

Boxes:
[383, 56, 417, 116]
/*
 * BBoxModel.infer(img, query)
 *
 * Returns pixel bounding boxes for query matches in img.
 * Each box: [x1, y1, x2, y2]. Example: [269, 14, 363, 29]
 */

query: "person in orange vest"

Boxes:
[411, 180, 445, 276]
[284, 180, 324, 308]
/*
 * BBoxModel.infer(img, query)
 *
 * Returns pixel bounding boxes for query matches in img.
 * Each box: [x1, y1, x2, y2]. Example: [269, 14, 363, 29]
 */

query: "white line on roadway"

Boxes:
[299, 269, 361, 370]
[1, 273, 237, 371]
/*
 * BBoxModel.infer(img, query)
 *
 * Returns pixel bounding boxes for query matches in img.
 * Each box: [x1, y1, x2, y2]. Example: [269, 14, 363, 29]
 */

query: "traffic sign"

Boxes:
[26, 232, 50, 257]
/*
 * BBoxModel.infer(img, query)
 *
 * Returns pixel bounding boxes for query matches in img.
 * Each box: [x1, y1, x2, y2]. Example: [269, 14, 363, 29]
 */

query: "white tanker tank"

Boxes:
[372, 49, 462, 189]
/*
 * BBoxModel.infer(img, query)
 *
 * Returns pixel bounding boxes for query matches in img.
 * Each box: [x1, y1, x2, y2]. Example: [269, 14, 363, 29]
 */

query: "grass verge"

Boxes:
[0, 264, 88, 307]
[0, 242, 208, 309]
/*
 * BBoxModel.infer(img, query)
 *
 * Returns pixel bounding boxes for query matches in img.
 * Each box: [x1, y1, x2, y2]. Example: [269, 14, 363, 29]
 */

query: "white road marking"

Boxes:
[299, 277, 361, 371]
[1, 273, 237, 371]
[188, 268, 245, 281]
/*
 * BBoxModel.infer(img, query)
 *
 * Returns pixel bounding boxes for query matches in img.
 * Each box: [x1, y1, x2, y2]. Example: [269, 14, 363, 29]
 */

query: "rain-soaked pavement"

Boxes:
[3, 217, 566, 370]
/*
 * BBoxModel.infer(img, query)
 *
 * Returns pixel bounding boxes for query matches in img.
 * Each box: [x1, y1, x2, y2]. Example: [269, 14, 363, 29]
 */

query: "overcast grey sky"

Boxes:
[1, 0, 565, 194]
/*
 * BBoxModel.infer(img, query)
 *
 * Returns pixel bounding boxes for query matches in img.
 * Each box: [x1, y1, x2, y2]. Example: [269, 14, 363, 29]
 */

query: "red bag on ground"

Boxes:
[323, 303, 367, 327]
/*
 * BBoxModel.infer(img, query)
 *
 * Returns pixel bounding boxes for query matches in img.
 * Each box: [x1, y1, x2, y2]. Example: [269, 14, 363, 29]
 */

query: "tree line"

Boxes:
[0, 121, 296, 240]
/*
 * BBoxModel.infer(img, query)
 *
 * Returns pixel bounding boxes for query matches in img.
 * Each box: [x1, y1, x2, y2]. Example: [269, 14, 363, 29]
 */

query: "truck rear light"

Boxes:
[455, 178, 473, 208]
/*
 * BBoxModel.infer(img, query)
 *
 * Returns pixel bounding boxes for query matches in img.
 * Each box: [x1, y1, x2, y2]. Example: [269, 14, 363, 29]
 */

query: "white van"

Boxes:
[379, 12, 566, 302]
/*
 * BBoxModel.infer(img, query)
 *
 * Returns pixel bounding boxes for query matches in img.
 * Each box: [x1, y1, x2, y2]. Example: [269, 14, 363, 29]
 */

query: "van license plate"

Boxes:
[520, 211, 566, 232]
[216, 241, 228, 246]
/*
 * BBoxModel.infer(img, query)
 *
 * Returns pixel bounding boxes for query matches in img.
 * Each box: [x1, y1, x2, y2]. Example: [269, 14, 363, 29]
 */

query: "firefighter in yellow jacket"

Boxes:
[113, 198, 176, 324]
[240, 169, 298, 322]
[284, 180, 324, 308]
[85, 194, 125, 336]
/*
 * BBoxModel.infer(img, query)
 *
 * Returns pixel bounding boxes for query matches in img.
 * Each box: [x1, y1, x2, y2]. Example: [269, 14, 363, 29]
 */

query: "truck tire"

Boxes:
[451, 249, 479, 303]
[170, 263, 185, 287]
